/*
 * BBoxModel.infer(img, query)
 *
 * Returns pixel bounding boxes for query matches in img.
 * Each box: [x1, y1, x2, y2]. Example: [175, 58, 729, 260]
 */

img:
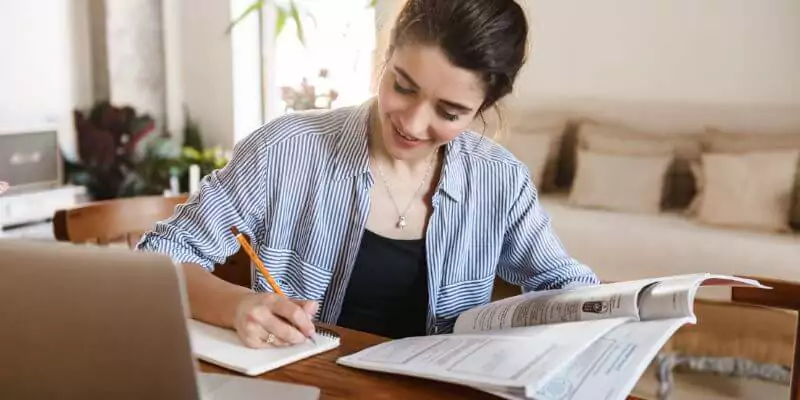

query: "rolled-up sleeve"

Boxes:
[135, 131, 268, 271]
[496, 169, 600, 292]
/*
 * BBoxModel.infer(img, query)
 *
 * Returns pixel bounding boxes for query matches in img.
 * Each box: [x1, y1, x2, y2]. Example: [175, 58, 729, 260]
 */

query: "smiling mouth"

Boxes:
[392, 122, 422, 142]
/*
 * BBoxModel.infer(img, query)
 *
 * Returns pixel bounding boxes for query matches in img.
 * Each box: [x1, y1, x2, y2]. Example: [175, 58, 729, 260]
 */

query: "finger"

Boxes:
[239, 317, 293, 348]
[239, 320, 272, 349]
[293, 299, 319, 318]
[271, 299, 316, 338]
[261, 331, 290, 347]
[260, 311, 308, 344]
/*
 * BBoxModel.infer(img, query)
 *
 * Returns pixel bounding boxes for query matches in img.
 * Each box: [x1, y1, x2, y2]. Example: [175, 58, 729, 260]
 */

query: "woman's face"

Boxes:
[376, 44, 486, 161]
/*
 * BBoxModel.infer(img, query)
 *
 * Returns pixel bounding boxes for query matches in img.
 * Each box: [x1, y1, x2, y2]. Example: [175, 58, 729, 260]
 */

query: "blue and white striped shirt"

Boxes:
[136, 100, 599, 334]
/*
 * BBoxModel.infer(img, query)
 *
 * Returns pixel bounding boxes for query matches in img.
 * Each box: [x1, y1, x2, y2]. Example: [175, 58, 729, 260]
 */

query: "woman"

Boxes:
[137, 0, 599, 348]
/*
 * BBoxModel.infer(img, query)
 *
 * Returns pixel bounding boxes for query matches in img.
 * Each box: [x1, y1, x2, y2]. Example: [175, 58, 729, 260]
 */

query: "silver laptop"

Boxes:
[0, 239, 320, 400]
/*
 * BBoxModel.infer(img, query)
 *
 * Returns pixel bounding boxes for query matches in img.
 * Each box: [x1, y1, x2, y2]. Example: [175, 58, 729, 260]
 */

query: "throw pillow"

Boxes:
[504, 132, 553, 187]
[691, 149, 800, 233]
[515, 117, 569, 192]
[703, 128, 800, 229]
[474, 111, 568, 192]
[578, 122, 702, 209]
[568, 149, 674, 214]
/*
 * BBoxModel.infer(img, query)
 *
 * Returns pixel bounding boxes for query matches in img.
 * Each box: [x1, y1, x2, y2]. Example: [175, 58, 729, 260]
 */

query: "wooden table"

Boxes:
[199, 324, 643, 399]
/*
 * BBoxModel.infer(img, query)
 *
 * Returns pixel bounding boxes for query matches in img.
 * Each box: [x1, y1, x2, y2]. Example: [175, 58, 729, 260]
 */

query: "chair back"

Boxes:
[732, 276, 800, 400]
[53, 194, 189, 246]
[53, 194, 251, 288]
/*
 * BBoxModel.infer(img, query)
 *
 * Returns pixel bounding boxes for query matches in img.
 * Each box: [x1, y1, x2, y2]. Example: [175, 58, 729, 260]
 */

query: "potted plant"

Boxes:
[66, 101, 162, 200]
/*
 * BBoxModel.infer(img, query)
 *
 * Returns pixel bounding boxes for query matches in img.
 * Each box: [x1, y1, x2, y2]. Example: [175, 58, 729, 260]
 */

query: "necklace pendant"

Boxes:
[397, 216, 407, 230]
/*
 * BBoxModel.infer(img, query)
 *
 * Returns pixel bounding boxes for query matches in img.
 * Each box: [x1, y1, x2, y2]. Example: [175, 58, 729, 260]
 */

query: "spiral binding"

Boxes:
[314, 326, 341, 341]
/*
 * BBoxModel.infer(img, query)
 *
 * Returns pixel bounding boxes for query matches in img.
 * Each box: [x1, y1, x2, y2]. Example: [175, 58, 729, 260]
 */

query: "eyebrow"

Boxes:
[394, 67, 475, 113]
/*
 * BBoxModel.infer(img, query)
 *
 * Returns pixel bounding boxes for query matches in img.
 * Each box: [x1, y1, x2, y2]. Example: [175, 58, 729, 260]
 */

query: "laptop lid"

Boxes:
[0, 239, 201, 399]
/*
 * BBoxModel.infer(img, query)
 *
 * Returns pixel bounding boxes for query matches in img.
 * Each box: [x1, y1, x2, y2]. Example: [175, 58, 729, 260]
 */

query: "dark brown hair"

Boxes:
[387, 0, 529, 118]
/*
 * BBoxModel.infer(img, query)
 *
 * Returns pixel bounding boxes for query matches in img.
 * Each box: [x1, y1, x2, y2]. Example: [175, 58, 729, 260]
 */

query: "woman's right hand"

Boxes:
[233, 292, 319, 349]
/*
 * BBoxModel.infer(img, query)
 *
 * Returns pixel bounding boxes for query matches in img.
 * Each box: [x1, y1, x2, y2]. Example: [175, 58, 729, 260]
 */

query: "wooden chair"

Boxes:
[732, 276, 800, 400]
[52, 194, 252, 288]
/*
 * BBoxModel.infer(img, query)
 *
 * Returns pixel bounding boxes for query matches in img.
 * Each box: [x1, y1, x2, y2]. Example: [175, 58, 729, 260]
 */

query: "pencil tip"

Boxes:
[230, 226, 240, 236]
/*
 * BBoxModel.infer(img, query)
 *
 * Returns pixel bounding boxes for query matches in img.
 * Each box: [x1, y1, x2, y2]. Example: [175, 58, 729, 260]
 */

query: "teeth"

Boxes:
[395, 127, 418, 141]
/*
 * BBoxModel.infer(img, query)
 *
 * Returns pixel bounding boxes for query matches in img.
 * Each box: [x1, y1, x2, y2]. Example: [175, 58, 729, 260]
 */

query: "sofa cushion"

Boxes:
[702, 128, 800, 230]
[690, 149, 800, 233]
[508, 115, 570, 192]
[568, 149, 673, 214]
[577, 122, 702, 209]
[504, 131, 553, 187]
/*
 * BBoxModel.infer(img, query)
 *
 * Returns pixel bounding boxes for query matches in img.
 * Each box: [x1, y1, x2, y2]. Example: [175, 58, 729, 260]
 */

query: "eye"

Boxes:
[438, 108, 460, 122]
[393, 81, 414, 95]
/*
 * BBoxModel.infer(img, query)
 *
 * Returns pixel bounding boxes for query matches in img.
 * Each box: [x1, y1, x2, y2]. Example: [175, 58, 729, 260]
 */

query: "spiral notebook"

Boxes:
[187, 319, 341, 376]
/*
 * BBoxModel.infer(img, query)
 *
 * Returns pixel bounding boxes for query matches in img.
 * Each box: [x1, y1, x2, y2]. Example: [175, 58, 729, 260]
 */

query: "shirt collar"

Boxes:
[332, 98, 466, 203]
[332, 100, 372, 180]
[436, 139, 464, 203]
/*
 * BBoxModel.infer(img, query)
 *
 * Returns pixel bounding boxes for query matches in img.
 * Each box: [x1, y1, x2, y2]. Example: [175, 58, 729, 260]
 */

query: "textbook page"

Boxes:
[529, 318, 691, 400]
[637, 274, 768, 321]
[477, 318, 690, 400]
[453, 279, 662, 334]
[336, 318, 629, 392]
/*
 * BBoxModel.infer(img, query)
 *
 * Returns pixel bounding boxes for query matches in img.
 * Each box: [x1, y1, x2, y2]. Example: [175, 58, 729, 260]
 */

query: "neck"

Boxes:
[367, 103, 438, 175]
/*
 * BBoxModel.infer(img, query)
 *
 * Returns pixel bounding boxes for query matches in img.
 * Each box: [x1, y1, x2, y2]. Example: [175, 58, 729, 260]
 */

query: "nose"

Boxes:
[399, 101, 432, 138]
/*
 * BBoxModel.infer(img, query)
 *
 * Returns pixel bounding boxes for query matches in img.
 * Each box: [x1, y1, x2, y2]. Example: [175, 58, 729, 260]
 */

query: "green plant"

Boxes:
[172, 110, 229, 191]
[66, 100, 163, 200]
[227, 0, 376, 45]
[65, 101, 231, 200]
[182, 106, 204, 152]
[227, 0, 309, 45]
[124, 137, 182, 197]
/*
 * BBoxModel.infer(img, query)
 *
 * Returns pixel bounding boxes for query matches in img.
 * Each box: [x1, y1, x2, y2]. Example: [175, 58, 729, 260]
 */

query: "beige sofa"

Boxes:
[541, 192, 800, 301]
[500, 99, 800, 288]
[500, 100, 800, 392]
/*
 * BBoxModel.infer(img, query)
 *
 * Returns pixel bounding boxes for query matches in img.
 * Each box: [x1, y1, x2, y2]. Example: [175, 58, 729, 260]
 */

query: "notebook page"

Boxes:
[188, 319, 341, 376]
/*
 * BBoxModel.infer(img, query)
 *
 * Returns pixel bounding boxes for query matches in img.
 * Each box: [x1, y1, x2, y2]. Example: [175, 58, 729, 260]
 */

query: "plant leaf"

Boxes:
[369, 0, 376, 7]
[226, 0, 265, 34]
[289, 0, 305, 46]
[275, 7, 288, 38]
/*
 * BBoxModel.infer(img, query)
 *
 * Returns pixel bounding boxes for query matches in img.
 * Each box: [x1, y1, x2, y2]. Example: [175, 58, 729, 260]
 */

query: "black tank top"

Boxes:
[336, 229, 429, 339]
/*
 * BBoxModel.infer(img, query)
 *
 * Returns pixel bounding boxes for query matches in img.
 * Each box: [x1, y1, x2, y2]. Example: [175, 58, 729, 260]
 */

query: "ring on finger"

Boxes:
[263, 333, 276, 345]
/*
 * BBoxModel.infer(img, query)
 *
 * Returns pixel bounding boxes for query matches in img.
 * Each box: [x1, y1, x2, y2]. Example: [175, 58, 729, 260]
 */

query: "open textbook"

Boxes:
[336, 273, 768, 400]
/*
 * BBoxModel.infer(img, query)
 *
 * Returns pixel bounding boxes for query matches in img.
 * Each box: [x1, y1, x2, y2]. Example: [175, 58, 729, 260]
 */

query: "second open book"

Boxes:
[336, 273, 768, 400]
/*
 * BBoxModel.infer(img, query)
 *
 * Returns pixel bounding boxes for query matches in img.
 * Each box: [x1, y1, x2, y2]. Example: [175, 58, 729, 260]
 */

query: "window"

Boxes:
[268, 0, 376, 118]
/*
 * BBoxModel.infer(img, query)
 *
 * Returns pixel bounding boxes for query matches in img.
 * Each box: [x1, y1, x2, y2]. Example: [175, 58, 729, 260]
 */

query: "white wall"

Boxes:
[163, 0, 267, 149]
[0, 0, 93, 161]
[162, 0, 185, 140]
[373, 0, 403, 91]
[0, 0, 257, 160]
[175, 0, 236, 149]
[106, 0, 167, 135]
[230, 0, 266, 143]
[374, 0, 800, 133]
[511, 0, 800, 107]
